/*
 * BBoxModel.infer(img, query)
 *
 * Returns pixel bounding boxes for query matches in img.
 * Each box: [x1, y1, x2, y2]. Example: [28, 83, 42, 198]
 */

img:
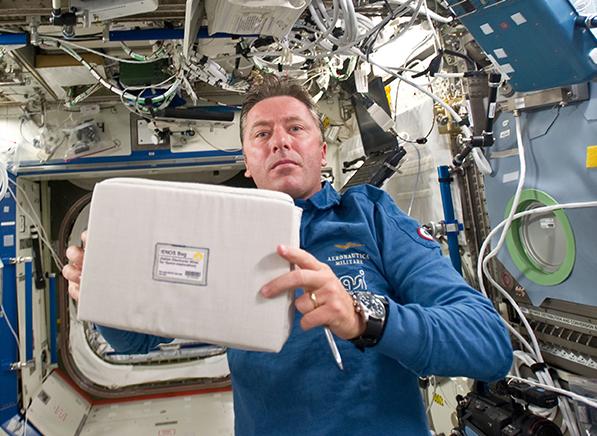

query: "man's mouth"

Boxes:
[270, 159, 299, 170]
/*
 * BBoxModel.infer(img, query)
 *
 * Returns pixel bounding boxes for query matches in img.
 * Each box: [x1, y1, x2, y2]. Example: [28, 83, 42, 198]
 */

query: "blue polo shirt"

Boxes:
[226, 182, 512, 435]
[99, 182, 512, 435]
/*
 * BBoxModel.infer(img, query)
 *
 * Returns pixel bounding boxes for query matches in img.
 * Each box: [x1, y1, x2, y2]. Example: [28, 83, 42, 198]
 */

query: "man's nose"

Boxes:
[270, 127, 291, 152]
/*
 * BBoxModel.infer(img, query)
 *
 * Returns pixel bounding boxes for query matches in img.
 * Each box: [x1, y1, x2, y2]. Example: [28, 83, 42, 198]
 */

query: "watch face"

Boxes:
[358, 292, 385, 318]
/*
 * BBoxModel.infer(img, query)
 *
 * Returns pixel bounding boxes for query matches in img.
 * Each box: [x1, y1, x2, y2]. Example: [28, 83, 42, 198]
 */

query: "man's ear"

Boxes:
[321, 142, 328, 167]
[243, 154, 252, 178]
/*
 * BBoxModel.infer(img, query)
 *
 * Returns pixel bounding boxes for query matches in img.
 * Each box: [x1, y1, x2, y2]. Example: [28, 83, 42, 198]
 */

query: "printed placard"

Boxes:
[153, 243, 209, 286]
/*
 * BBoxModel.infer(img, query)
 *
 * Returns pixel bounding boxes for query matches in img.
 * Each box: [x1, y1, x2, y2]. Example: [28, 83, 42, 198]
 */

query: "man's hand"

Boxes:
[260, 245, 365, 340]
[61, 230, 87, 302]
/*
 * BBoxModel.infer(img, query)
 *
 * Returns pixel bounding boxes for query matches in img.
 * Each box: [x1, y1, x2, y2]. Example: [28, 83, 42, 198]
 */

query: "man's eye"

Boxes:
[290, 125, 303, 132]
[256, 131, 269, 138]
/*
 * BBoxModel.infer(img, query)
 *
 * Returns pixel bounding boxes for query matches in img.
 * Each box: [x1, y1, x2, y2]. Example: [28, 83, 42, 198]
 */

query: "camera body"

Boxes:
[453, 382, 562, 436]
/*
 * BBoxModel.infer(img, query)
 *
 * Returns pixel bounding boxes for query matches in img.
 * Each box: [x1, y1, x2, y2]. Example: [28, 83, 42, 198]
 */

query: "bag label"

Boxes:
[153, 243, 209, 286]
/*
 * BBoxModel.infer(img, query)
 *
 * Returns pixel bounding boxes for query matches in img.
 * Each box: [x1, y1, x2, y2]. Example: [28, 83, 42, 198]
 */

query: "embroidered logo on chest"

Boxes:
[339, 269, 368, 292]
[334, 242, 364, 249]
[327, 252, 370, 266]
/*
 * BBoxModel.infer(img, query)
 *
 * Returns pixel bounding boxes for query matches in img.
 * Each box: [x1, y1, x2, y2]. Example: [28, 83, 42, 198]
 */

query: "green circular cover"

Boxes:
[504, 189, 575, 286]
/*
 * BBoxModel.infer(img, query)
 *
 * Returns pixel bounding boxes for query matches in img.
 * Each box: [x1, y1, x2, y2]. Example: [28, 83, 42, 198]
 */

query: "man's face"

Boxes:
[242, 96, 327, 200]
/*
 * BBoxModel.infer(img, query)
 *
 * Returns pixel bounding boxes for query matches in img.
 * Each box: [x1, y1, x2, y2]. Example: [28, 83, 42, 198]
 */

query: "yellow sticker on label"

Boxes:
[587, 145, 597, 169]
[433, 393, 445, 406]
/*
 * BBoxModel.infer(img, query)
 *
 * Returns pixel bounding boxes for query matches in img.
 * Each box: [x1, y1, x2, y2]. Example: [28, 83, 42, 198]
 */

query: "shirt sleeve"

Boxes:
[372, 193, 513, 381]
[96, 325, 174, 354]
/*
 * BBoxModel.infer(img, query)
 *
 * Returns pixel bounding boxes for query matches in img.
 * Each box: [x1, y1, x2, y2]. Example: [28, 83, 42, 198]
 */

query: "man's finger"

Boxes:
[261, 269, 327, 298]
[66, 246, 84, 266]
[62, 263, 81, 285]
[295, 291, 325, 314]
[68, 281, 80, 301]
[299, 307, 332, 332]
[276, 245, 325, 272]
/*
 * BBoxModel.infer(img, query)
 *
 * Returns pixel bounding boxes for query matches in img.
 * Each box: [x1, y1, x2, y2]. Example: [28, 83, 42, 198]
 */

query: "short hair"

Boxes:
[239, 75, 324, 145]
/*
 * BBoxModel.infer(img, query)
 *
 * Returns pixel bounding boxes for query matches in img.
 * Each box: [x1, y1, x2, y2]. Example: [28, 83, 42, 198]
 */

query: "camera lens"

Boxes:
[519, 414, 562, 436]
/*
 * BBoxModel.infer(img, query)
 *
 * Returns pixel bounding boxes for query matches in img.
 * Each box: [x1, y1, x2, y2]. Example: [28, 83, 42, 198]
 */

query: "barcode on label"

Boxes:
[185, 271, 201, 278]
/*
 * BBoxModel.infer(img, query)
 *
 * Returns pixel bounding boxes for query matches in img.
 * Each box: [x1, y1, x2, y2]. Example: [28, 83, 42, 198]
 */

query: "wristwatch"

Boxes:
[348, 291, 389, 350]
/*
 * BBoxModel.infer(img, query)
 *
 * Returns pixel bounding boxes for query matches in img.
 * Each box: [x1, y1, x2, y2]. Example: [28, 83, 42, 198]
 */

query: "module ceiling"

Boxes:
[0, 0, 188, 27]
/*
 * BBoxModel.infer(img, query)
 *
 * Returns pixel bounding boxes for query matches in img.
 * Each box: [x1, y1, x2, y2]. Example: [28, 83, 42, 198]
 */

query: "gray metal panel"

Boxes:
[484, 83, 597, 307]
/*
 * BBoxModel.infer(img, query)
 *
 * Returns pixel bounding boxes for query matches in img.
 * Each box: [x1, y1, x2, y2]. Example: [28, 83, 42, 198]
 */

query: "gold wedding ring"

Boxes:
[309, 291, 319, 310]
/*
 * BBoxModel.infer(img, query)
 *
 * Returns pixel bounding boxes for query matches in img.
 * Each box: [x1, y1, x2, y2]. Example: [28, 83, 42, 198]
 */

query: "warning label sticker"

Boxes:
[153, 243, 209, 286]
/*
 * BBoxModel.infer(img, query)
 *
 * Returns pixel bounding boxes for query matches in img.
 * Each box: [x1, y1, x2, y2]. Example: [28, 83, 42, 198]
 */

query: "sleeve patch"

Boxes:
[417, 226, 435, 241]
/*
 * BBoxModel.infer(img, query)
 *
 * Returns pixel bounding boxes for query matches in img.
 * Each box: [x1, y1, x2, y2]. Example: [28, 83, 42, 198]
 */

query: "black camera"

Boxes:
[453, 381, 562, 436]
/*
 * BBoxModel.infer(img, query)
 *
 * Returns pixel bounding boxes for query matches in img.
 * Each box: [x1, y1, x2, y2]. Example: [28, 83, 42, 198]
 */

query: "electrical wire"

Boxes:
[480, 113, 527, 298]
[301, 0, 341, 52]
[395, 0, 425, 36]
[476, 208, 596, 433]
[433, 72, 465, 78]
[215, 54, 255, 72]
[9, 183, 63, 270]
[363, 1, 410, 60]
[507, 376, 597, 410]
[19, 118, 35, 145]
[371, 29, 447, 219]
[264, 2, 445, 103]
[65, 82, 102, 108]
[0, 164, 23, 412]
[250, 4, 379, 72]
[426, 376, 439, 413]
[507, 323, 536, 357]
[362, 52, 472, 138]
[308, 0, 383, 52]
[358, 0, 423, 50]
[120, 41, 166, 62]
[407, 144, 421, 216]
[49, 40, 182, 108]
[476, 114, 542, 366]
[477, 206, 597, 317]
[41, 36, 166, 64]
[470, 116, 590, 435]
[399, 115, 436, 217]
[513, 351, 564, 428]
[0, 159, 8, 199]
[118, 73, 180, 119]
[475, 200, 597, 434]
[0, 303, 20, 348]
[372, 0, 425, 57]
[478, 115, 541, 360]
[22, 399, 30, 436]
[422, 0, 441, 52]
[384, 32, 434, 88]
[386, 0, 452, 23]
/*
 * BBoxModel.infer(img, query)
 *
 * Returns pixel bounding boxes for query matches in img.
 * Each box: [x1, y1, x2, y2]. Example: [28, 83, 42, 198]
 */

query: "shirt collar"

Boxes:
[294, 181, 341, 210]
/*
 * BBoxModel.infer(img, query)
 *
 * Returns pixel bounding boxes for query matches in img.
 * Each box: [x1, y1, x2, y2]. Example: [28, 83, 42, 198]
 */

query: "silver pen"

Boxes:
[324, 327, 344, 370]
